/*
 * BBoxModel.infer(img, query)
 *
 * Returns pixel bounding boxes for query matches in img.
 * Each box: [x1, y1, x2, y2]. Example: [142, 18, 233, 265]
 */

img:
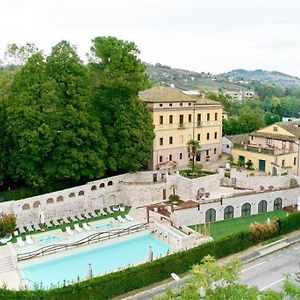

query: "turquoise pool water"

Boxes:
[20, 233, 172, 289]
[36, 234, 62, 245]
[95, 220, 114, 231]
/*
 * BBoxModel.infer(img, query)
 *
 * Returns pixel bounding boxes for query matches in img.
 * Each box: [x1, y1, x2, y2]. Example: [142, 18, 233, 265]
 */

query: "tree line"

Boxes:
[206, 83, 300, 136]
[0, 37, 154, 191]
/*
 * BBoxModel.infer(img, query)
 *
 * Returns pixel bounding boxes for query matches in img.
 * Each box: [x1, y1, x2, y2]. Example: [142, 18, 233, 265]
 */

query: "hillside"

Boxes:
[146, 63, 300, 91]
[222, 69, 300, 87]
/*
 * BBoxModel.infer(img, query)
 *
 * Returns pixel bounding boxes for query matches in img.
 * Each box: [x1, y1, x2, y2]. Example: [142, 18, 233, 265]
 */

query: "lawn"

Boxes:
[190, 210, 288, 240]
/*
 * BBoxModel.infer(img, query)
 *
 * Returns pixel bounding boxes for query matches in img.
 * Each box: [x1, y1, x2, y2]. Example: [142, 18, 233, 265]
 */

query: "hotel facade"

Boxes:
[139, 86, 223, 170]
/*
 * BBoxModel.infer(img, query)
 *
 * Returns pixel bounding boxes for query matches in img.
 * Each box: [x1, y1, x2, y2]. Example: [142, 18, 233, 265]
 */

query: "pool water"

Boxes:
[36, 234, 62, 245]
[20, 233, 172, 289]
[95, 221, 114, 231]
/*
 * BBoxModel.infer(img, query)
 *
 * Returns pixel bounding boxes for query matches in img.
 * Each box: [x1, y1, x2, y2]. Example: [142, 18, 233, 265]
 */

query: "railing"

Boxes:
[119, 179, 166, 185]
[17, 223, 149, 261]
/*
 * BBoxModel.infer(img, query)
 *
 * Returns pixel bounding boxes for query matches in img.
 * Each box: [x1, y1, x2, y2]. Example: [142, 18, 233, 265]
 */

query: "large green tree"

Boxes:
[90, 36, 154, 173]
[7, 41, 107, 187]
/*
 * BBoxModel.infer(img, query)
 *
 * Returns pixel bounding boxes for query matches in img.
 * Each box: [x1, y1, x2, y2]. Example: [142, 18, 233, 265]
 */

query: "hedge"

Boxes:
[1, 212, 300, 300]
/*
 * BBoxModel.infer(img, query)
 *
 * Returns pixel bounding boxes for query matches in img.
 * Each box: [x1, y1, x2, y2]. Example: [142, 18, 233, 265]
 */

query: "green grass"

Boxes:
[190, 210, 288, 240]
[0, 207, 131, 246]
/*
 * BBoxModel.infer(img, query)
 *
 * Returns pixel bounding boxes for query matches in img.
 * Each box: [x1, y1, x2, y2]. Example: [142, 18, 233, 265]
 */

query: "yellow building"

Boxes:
[139, 86, 223, 170]
[231, 121, 300, 175]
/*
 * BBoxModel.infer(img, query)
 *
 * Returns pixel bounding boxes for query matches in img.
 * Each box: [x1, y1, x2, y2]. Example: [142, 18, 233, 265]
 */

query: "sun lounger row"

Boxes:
[16, 235, 33, 247]
[65, 223, 91, 236]
[117, 215, 134, 223]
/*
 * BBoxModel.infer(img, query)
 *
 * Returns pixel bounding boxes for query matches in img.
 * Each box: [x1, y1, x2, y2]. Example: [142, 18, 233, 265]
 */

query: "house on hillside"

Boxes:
[230, 121, 300, 176]
[139, 85, 223, 170]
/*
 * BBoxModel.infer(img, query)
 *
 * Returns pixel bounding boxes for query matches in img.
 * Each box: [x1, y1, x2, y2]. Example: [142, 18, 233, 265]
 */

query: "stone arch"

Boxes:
[57, 195, 64, 202]
[47, 198, 54, 204]
[22, 203, 30, 210]
[69, 192, 75, 198]
[78, 190, 85, 196]
[33, 201, 41, 208]
[205, 208, 216, 222]
[108, 181, 113, 186]
[241, 203, 251, 217]
[274, 197, 282, 211]
[224, 206, 234, 219]
[258, 200, 267, 214]
[91, 185, 97, 191]
[272, 166, 279, 176]
[100, 183, 105, 188]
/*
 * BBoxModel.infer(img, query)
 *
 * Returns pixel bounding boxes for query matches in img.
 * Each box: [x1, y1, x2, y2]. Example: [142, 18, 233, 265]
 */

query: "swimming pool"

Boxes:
[20, 232, 172, 289]
[36, 234, 62, 246]
[167, 226, 186, 237]
[94, 220, 114, 231]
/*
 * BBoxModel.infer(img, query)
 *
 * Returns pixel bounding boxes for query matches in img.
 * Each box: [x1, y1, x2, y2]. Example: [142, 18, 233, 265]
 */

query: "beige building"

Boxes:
[231, 121, 300, 176]
[140, 86, 223, 170]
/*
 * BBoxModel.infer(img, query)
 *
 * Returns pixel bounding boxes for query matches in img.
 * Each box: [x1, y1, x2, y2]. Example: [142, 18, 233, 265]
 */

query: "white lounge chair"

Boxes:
[63, 217, 70, 224]
[119, 203, 125, 212]
[69, 216, 77, 222]
[89, 211, 98, 218]
[13, 230, 19, 237]
[52, 219, 60, 226]
[17, 237, 25, 247]
[27, 225, 34, 233]
[99, 208, 107, 216]
[106, 207, 114, 214]
[125, 215, 134, 222]
[76, 215, 84, 221]
[26, 235, 33, 245]
[19, 227, 26, 234]
[74, 224, 83, 233]
[45, 221, 53, 228]
[112, 205, 120, 211]
[0, 234, 12, 244]
[117, 216, 126, 223]
[33, 224, 41, 231]
[65, 226, 74, 236]
[82, 223, 91, 231]
[83, 213, 92, 219]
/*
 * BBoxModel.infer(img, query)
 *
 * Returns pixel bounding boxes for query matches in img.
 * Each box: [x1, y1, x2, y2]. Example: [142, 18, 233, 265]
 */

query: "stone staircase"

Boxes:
[0, 256, 15, 273]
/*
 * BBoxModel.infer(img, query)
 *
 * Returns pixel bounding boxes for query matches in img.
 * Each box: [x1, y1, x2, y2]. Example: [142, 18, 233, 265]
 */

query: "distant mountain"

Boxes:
[221, 69, 300, 87]
[146, 64, 300, 91]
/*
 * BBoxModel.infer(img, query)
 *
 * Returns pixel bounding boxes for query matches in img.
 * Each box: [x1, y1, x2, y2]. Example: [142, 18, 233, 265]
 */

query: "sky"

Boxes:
[1, 0, 300, 76]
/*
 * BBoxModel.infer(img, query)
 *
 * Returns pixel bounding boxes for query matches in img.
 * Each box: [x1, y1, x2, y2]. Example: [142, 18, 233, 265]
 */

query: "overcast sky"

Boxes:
[1, 0, 300, 76]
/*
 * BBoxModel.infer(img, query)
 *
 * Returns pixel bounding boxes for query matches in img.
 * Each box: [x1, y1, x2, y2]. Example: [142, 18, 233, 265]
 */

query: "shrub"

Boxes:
[0, 213, 16, 237]
[249, 219, 279, 242]
[169, 194, 180, 202]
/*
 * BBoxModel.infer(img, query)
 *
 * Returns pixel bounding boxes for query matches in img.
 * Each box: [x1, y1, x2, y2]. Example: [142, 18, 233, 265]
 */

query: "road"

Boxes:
[241, 242, 300, 292]
[124, 242, 300, 299]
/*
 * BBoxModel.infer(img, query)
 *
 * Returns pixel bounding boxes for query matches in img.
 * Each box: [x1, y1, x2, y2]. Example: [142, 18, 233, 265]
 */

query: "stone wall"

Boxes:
[171, 186, 300, 227]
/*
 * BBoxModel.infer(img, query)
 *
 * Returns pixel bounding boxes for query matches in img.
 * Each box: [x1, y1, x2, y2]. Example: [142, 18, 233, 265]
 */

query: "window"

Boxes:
[179, 114, 184, 124]
[205, 209, 216, 222]
[169, 154, 172, 161]
[78, 190, 85, 196]
[273, 126, 278, 132]
[267, 138, 272, 146]
[188, 102, 191, 106]
[108, 181, 113, 186]
[197, 114, 201, 126]
[214, 132, 217, 139]
[188, 114, 192, 123]
[100, 183, 105, 188]
[215, 112, 218, 121]
[207, 133, 210, 140]
[274, 198, 282, 210]
[251, 136, 254, 141]
[282, 141, 286, 148]
[294, 157, 297, 165]
[258, 200, 267, 214]
[282, 160, 285, 167]
[169, 136, 173, 144]
[206, 150, 209, 156]
[241, 203, 251, 217]
[159, 116, 163, 124]
[159, 156, 163, 162]
[207, 113, 210, 121]
[180, 103, 183, 106]
[197, 134, 200, 141]
[214, 148, 217, 154]
[179, 153, 183, 159]
[91, 185, 97, 191]
[169, 115, 173, 124]
[169, 103, 172, 107]
[159, 103, 163, 107]
[47, 198, 54, 204]
[57, 195, 64, 202]
[224, 206, 234, 219]
[159, 138, 163, 145]
[69, 192, 75, 198]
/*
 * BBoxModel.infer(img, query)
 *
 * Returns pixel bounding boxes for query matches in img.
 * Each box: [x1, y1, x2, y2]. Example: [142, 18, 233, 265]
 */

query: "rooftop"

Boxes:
[225, 134, 249, 144]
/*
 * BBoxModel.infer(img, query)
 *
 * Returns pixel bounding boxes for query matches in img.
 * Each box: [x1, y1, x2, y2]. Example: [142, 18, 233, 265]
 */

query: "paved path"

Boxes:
[122, 232, 300, 299]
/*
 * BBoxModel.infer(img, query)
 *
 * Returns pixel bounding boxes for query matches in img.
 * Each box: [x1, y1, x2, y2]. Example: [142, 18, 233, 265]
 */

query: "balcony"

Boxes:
[233, 143, 275, 155]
